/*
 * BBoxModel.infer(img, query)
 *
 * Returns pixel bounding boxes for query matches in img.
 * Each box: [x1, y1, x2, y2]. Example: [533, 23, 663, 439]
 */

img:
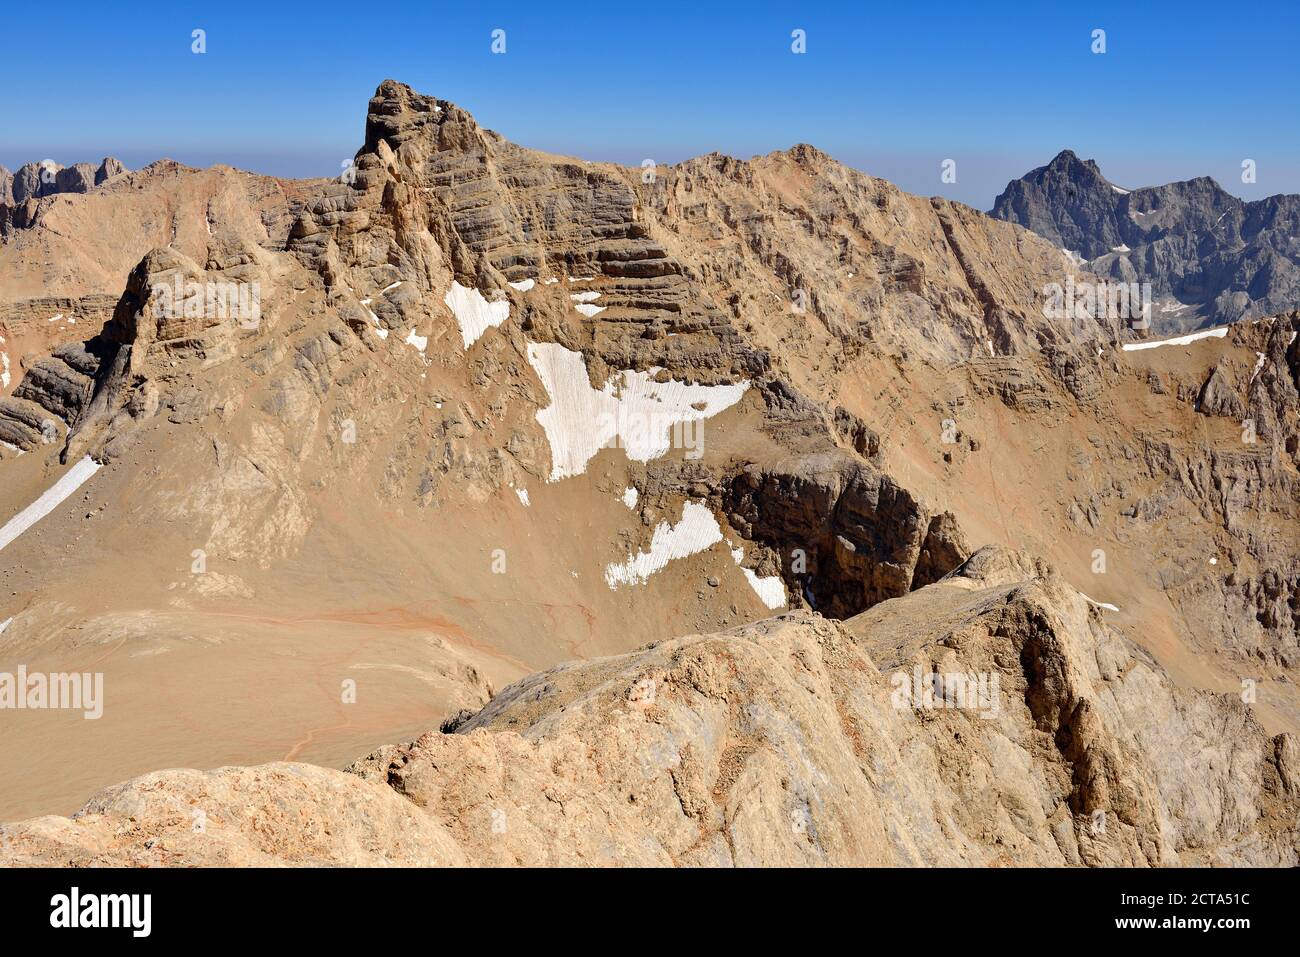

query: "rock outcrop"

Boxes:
[2, 548, 1294, 867]
[0, 157, 125, 207]
[992, 150, 1300, 332]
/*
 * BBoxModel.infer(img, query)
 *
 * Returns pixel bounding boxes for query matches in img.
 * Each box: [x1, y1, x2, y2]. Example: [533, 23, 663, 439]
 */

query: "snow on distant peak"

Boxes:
[740, 567, 787, 609]
[360, 299, 388, 339]
[1111, 185, 1130, 195]
[526, 342, 749, 481]
[445, 282, 510, 348]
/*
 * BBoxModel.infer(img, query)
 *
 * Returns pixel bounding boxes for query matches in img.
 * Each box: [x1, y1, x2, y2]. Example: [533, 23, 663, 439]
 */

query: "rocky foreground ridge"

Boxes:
[2, 547, 1296, 867]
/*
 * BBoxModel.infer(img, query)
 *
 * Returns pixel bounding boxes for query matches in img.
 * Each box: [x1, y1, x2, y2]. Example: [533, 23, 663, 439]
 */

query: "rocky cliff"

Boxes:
[991, 150, 1300, 332]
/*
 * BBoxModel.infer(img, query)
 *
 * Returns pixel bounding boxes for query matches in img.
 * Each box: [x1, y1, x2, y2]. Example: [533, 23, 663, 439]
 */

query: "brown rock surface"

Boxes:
[3, 548, 1294, 866]
[1, 81, 1298, 861]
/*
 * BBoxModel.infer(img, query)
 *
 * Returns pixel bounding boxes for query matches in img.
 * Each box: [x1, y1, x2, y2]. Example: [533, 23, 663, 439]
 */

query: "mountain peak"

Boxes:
[1042, 149, 1105, 180]
[363, 79, 462, 155]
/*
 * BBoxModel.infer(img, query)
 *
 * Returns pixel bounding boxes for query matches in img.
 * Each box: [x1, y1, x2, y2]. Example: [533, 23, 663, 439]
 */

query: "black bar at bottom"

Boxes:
[0, 865, 1282, 942]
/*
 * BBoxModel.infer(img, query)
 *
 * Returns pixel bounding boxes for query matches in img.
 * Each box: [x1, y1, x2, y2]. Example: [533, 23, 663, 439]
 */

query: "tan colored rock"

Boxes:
[3, 548, 1294, 867]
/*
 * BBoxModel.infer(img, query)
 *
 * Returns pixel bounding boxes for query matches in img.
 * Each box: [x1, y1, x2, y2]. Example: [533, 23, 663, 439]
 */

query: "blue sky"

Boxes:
[4, 1, 1297, 208]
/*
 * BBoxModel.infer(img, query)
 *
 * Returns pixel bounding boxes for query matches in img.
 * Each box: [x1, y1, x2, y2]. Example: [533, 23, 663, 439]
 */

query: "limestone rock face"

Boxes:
[2, 548, 1294, 867]
[1198, 365, 1245, 418]
[721, 450, 969, 617]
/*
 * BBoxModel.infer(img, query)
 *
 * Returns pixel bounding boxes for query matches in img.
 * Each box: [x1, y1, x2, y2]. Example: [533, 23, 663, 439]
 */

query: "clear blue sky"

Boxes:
[4, 0, 1297, 209]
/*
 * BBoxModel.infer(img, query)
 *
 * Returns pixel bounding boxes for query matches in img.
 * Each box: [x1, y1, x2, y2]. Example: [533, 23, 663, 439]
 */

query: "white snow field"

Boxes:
[0, 456, 103, 554]
[526, 342, 749, 481]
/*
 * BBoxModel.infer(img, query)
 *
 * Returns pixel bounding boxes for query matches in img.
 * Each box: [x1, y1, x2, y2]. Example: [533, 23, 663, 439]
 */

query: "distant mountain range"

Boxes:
[991, 150, 1300, 333]
[0, 157, 126, 207]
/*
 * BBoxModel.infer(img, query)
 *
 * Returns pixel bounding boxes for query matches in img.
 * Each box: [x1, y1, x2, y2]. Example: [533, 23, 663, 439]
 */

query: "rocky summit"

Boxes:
[1, 81, 1298, 868]
[992, 149, 1300, 333]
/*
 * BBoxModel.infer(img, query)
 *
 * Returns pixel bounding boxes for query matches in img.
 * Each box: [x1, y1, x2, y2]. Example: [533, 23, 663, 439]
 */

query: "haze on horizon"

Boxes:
[4, 0, 1298, 209]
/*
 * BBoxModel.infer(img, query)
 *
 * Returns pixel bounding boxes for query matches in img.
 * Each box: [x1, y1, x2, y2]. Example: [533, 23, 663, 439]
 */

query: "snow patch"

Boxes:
[526, 341, 749, 481]
[405, 329, 428, 352]
[621, 487, 638, 509]
[1080, 592, 1120, 612]
[444, 282, 510, 349]
[1121, 326, 1228, 352]
[740, 567, 787, 609]
[1111, 185, 1130, 195]
[360, 299, 388, 338]
[1, 351, 9, 389]
[604, 501, 722, 588]
[570, 291, 606, 315]
[381, 281, 404, 294]
[726, 543, 786, 608]
[0, 616, 11, 636]
[1110, 244, 1131, 253]
[1250, 352, 1266, 383]
[516, 488, 530, 507]
[0, 456, 103, 554]
[508, 278, 536, 292]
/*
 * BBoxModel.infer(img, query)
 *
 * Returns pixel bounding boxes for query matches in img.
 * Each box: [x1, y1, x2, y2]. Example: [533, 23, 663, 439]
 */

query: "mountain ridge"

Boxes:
[992, 149, 1300, 332]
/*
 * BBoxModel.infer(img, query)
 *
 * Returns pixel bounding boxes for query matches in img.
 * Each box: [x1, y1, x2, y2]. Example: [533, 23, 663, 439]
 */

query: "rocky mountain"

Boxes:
[1, 82, 1298, 866]
[991, 150, 1300, 333]
[0, 156, 126, 208]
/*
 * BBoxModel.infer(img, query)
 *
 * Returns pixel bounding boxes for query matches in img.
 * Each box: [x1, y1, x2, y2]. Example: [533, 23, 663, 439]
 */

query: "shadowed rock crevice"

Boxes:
[722, 451, 969, 618]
